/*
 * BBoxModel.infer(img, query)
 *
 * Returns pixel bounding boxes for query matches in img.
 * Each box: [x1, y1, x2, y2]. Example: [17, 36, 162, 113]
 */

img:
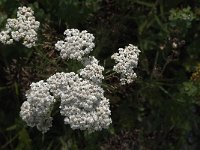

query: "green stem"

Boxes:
[1, 134, 18, 149]
[150, 50, 159, 79]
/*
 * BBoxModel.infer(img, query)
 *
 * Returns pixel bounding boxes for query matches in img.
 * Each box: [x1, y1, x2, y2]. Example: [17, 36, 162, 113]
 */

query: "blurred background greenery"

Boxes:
[1, 0, 200, 149]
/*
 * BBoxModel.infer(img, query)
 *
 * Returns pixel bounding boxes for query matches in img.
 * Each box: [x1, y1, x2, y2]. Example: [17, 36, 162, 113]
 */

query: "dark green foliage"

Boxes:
[1, 0, 200, 149]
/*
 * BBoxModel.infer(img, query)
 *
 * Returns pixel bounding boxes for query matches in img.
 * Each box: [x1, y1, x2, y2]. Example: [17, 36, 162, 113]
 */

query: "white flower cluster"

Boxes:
[47, 72, 112, 131]
[20, 71, 111, 132]
[20, 27, 113, 133]
[55, 29, 95, 61]
[111, 44, 140, 85]
[20, 80, 55, 133]
[79, 56, 104, 84]
[0, 6, 40, 48]
[46, 72, 79, 98]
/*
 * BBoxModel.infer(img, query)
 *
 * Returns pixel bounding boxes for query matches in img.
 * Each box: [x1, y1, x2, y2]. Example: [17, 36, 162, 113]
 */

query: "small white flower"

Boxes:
[111, 44, 140, 84]
[0, 6, 40, 48]
[79, 56, 104, 84]
[20, 80, 55, 133]
[47, 72, 112, 131]
[0, 30, 12, 44]
[55, 29, 95, 61]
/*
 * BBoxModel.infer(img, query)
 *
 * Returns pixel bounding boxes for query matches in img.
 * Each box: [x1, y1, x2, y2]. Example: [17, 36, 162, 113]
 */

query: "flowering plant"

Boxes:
[0, 6, 140, 133]
[1, 1, 200, 150]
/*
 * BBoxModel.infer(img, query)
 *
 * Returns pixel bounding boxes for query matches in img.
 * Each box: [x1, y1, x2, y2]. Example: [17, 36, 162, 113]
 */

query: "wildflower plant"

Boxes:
[55, 29, 95, 61]
[0, 6, 40, 48]
[0, 6, 141, 134]
[1, 0, 200, 149]
[19, 32, 140, 132]
[111, 44, 140, 85]
[169, 6, 196, 29]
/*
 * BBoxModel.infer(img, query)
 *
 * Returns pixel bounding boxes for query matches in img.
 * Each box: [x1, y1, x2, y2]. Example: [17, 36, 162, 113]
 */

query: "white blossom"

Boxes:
[20, 27, 113, 133]
[79, 56, 104, 84]
[0, 30, 13, 44]
[111, 44, 140, 85]
[46, 72, 79, 98]
[47, 72, 112, 131]
[0, 6, 40, 48]
[20, 80, 55, 133]
[55, 29, 95, 61]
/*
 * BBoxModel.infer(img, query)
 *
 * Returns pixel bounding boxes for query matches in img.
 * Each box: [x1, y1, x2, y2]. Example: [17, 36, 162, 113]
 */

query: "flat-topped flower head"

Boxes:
[55, 29, 95, 61]
[46, 72, 80, 98]
[111, 44, 140, 85]
[47, 72, 112, 131]
[0, 6, 40, 48]
[19, 26, 112, 133]
[79, 56, 104, 84]
[20, 80, 55, 133]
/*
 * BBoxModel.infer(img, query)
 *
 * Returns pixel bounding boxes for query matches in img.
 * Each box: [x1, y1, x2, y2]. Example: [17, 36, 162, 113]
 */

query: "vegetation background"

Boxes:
[1, 0, 200, 149]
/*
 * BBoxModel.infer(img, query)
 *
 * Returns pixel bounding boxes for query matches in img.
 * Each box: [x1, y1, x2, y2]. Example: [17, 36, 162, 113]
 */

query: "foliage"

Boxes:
[1, 0, 200, 149]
